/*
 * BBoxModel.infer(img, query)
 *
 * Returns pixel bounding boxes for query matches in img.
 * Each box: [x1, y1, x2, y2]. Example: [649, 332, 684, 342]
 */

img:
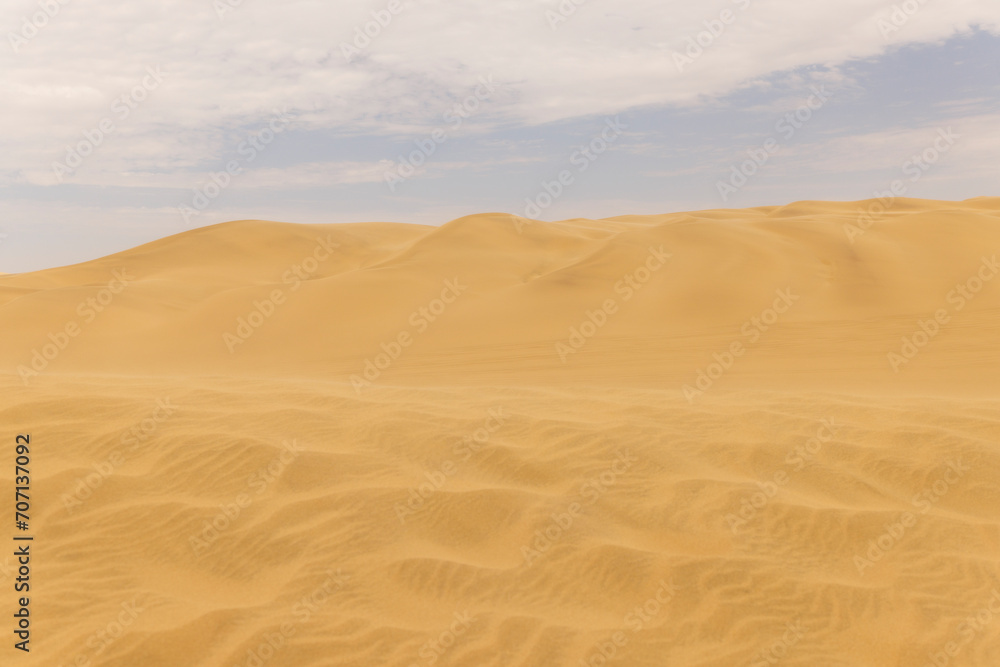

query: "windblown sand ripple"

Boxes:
[1, 198, 998, 665]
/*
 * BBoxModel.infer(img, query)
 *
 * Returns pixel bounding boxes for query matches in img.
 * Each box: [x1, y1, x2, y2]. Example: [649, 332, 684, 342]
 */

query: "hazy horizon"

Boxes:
[2, 2, 998, 272]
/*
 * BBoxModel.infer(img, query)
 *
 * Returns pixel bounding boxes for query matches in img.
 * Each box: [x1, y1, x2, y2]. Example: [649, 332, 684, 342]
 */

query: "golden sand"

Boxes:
[2, 197, 999, 666]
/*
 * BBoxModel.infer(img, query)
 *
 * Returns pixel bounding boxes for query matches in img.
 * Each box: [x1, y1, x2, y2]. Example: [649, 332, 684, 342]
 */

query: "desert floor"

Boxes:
[2, 198, 999, 666]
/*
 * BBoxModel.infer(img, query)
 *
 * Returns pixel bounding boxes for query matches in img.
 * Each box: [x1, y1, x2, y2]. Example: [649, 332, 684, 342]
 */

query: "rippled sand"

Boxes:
[2, 198, 999, 665]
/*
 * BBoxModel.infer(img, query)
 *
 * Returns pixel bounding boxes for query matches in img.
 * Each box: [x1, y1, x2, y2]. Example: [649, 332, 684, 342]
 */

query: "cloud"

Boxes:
[2, 0, 998, 183]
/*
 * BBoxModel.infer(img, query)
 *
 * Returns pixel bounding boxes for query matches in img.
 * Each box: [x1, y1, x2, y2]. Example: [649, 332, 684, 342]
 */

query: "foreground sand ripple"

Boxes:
[2, 377, 998, 666]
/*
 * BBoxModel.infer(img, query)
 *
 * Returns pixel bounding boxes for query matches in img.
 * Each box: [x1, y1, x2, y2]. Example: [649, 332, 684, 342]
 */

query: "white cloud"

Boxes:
[1, 0, 998, 185]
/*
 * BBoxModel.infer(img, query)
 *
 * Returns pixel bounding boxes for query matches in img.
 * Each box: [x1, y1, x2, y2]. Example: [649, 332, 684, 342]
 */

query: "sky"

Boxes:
[1, 0, 998, 272]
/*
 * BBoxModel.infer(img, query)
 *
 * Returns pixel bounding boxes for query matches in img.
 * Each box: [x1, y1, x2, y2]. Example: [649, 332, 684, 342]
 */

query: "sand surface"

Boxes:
[1, 198, 999, 666]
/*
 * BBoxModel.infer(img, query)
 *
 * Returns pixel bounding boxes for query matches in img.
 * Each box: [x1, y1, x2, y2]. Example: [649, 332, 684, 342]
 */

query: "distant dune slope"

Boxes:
[2, 198, 999, 394]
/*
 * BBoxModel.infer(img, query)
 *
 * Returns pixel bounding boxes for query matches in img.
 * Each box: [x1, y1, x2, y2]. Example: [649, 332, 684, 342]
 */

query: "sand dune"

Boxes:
[2, 197, 1000, 392]
[1, 198, 999, 666]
